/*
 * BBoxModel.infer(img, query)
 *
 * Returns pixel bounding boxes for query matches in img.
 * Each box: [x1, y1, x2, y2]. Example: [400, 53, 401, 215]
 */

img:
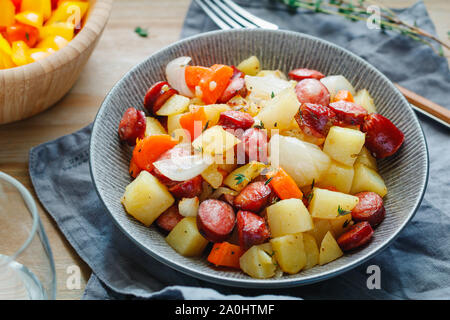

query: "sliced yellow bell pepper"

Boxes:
[0, 50, 16, 69]
[21, 0, 52, 21]
[45, 1, 89, 27]
[0, 0, 16, 27]
[0, 34, 12, 56]
[40, 22, 74, 41]
[15, 11, 44, 29]
[11, 41, 31, 66]
[28, 48, 52, 62]
[36, 35, 69, 51]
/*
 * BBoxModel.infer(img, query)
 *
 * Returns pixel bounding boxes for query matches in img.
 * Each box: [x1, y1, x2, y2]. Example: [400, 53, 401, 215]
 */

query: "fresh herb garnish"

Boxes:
[234, 173, 249, 185]
[254, 121, 265, 129]
[271, 91, 275, 98]
[25, 32, 30, 41]
[134, 26, 148, 38]
[343, 219, 351, 228]
[337, 205, 352, 217]
[265, 177, 273, 185]
[203, 120, 210, 132]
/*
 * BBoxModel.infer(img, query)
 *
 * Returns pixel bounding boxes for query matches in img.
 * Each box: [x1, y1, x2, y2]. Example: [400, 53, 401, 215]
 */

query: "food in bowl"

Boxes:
[0, 0, 89, 69]
[117, 55, 404, 279]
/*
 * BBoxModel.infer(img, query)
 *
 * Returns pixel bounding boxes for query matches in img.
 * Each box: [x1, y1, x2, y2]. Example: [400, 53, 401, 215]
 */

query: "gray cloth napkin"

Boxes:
[29, 0, 450, 300]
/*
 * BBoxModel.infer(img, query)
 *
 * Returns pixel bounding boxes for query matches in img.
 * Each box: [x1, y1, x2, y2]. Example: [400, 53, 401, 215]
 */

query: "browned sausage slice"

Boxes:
[337, 221, 374, 251]
[352, 192, 385, 227]
[295, 79, 330, 106]
[289, 68, 325, 81]
[169, 175, 203, 199]
[236, 210, 270, 249]
[156, 205, 183, 232]
[118, 107, 146, 146]
[218, 110, 255, 130]
[197, 199, 236, 243]
[234, 181, 272, 213]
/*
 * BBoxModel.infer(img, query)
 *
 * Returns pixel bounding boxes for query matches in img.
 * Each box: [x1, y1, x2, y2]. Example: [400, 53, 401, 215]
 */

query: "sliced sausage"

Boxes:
[295, 78, 330, 106]
[143, 81, 178, 114]
[328, 101, 368, 126]
[362, 113, 405, 159]
[241, 127, 268, 163]
[169, 175, 203, 199]
[218, 66, 247, 103]
[337, 221, 374, 251]
[118, 107, 146, 146]
[295, 103, 336, 138]
[236, 210, 270, 249]
[218, 110, 255, 130]
[197, 199, 236, 242]
[288, 68, 325, 81]
[220, 193, 236, 206]
[234, 181, 272, 213]
[156, 205, 183, 232]
[352, 192, 385, 227]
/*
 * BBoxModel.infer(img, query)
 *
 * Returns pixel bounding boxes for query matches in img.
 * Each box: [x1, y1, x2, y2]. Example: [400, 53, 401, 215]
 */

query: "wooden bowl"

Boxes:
[0, 0, 113, 125]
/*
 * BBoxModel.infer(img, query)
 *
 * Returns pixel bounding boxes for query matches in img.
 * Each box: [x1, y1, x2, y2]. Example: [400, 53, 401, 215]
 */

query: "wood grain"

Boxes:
[0, 0, 447, 300]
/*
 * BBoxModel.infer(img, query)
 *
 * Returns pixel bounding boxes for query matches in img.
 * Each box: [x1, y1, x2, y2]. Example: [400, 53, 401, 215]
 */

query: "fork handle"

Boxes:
[395, 84, 450, 125]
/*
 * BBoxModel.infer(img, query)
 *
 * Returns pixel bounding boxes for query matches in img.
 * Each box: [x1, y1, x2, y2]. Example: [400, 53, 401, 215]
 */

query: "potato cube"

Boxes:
[303, 233, 320, 270]
[178, 197, 199, 217]
[306, 218, 332, 246]
[319, 231, 343, 265]
[354, 89, 377, 114]
[256, 70, 287, 79]
[201, 164, 224, 189]
[201, 104, 231, 125]
[308, 187, 359, 219]
[167, 113, 184, 134]
[329, 214, 353, 238]
[323, 126, 365, 166]
[351, 164, 387, 197]
[271, 233, 307, 274]
[267, 199, 314, 237]
[318, 160, 354, 193]
[237, 55, 260, 76]
[145, 117, 167, 137]
[156, 94, 190, 116]
[166, 217, 208, 256]
[223, 161, 266, 192]
[192, 126, 240, 157]
[355, 147, 377, 171]
[121, 171, 175, 226]
[239, 245, 276, 279]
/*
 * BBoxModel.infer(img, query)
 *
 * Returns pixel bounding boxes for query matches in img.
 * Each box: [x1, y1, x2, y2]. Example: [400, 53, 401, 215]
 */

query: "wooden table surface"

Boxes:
[0, 0, 448, 300]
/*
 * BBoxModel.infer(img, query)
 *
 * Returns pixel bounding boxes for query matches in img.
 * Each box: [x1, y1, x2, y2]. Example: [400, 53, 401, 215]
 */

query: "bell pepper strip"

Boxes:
[15, 11, 43, 28]
[207, 242, 243, 269]
[6, 22, 39, 47]
[266, 167, 303, 200]
[0, 0, 16, 28]
[11, 0, 22, 12]
[199, 64, 233, 104]
[332, 90, 354, 103]
[20, 0, 51, 21]
[179, 106, 208, 141]
[11, 40, 29, 65]
[129, 157, 141, 179]
[185, 65, 213, 91]
[131, 134, 178, 172]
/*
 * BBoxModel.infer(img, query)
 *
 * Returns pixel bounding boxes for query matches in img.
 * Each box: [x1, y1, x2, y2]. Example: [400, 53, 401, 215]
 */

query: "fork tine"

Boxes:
[201, 0, 243, 29]
[210, 0, 258, 29]
[194, 0, 233, 30]
[221, 0, 279, 30]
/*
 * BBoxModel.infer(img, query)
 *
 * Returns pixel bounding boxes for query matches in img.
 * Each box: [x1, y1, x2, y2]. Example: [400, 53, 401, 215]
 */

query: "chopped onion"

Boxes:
[320, 75, 355, 100]
[210, 187, 238, 199]
[165, 56, 194, 98]
[153, 153, 212, 181]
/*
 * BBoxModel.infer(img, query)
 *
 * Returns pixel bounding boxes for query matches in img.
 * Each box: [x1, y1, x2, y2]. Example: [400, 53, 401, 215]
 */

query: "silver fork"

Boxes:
[194, 0, 278, 30]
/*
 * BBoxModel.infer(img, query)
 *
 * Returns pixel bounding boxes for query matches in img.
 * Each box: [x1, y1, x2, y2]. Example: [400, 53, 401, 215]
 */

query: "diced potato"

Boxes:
[239, 244, 276, 279]
[355, 146, 377, 171]
[223, 161, 266, 192]
[271, 233, 306, 274]
[354, 89, 377, 114]
[306, 218, 332, 246]
[351, 164, 387, 197]
[201, 164, 224, 189]
[237, 55, 260, 76]
[318, 160, 355, 194]
[170, 128, 190, 143]
[267, 199, 314, 237]
[319, 231, 343, 265]
[255, 88, 300, 130]
[329, 214, 353, 238]
[303, 233, 320, 270]
[323, 126, 365, 166]
[156, 94, 190, 116]
[192, 126, 240, 157]
[166, 217, 209, 256]
[121, 171, 175, 226]
[281, 126, 325, 146]
[145, 117, 167, 137]
[178, 197, 199, 217]
[320, 75, 355, 100]
[167, 113, 184, 134]
[217, 162, 237, 173]
[202, 104, 231, 125]
[308, 187, 359, 219]
[256, 70, 287, 80]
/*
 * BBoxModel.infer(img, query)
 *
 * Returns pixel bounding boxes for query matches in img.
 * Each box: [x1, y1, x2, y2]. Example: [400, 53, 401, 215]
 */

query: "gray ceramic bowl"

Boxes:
[90, 29, 428, 288]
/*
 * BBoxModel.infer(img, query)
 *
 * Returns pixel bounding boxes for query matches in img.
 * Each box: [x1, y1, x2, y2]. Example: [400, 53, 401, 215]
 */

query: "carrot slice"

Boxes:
[179, 107, 208, 141]
[129, 157, 142, 178]
[132, 134, 178, 171]
[199, 64, 233, 104]
[333, 90, 354, 103]
[207, 242, 243, 269]
[185, 66, 213, 90]
[266, 167, 303, 200]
